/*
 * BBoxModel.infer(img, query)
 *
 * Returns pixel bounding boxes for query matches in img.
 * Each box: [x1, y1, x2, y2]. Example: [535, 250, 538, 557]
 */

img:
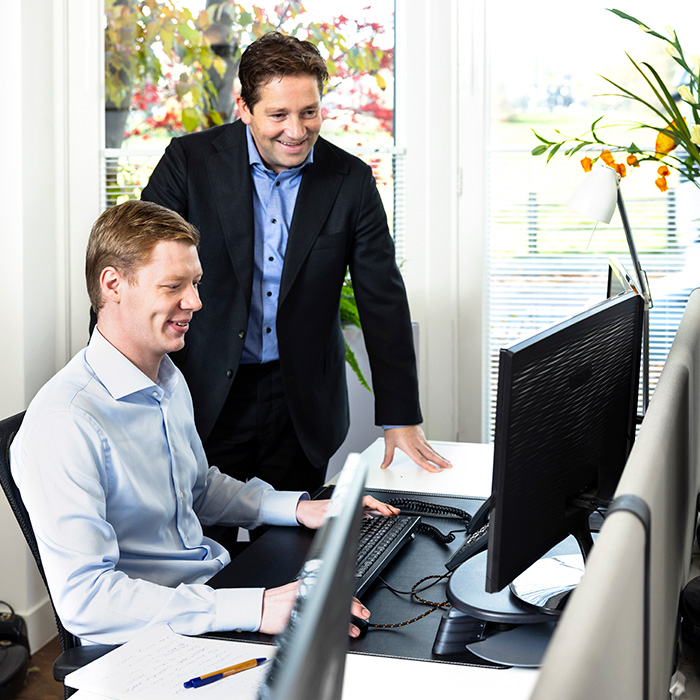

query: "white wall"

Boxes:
[397, 0, 487, 443]
[0, 0, 102, 652]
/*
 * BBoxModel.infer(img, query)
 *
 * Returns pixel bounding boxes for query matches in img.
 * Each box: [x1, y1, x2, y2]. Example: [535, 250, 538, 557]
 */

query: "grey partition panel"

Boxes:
[533, 288, 700, 699]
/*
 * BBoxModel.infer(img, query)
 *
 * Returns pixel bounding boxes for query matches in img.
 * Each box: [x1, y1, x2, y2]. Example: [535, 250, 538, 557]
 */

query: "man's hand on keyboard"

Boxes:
[296, 495, 400, 529]
[362, 495, 400, 517]
[260, 583, 372, 637]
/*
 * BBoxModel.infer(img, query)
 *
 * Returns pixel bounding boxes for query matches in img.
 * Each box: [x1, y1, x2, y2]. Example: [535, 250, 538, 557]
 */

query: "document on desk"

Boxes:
[65, 624, 274, 700]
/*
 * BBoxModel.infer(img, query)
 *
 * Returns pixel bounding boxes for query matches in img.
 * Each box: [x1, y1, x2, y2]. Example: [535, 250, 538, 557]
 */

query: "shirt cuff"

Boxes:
[260, 490, 309, 526]
[214, 587, 265, 632]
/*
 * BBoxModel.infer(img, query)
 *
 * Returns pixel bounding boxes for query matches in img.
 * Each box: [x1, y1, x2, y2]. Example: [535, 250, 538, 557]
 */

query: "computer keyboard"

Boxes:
[354, 514, 422, 597]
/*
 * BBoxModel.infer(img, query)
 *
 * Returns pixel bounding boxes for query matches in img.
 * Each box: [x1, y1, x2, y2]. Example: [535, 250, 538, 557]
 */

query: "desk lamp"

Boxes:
[568, 161, 652, 414]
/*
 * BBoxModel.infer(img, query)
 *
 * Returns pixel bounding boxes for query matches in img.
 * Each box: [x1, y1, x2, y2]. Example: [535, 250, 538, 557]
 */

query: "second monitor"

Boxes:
[445, 291, 643, 664]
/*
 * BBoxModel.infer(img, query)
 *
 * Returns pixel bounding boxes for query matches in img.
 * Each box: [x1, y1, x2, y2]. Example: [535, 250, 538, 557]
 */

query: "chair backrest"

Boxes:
[0, 411, 79, 653]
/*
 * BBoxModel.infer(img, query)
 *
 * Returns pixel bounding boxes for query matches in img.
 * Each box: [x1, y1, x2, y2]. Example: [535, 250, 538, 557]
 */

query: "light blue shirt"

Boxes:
[241, 125, 313, 363]
[10, 330, 306, 645]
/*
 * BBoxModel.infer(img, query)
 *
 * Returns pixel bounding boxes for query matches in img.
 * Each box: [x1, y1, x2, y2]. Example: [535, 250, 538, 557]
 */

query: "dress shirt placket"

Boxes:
[260, 172, 286, 363]
[150, 385, 192, 549]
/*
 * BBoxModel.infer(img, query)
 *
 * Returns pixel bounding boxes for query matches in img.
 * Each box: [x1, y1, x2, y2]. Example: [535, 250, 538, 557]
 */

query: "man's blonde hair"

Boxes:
[85, 200, 200, 312]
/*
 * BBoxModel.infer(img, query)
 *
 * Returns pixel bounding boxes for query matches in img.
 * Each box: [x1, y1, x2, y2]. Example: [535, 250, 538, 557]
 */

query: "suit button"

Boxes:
[238, 330, 245, 339]
[226, 369, 233, 378]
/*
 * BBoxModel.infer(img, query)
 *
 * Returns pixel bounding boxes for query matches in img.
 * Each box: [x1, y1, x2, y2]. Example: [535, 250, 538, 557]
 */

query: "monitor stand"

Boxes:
[441, 545, 584, 667]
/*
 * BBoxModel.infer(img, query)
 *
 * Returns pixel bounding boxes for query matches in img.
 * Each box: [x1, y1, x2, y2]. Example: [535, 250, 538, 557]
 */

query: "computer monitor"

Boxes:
[485, 291, 643, 596]
[607, 256, 641, 298]
[257, 453, 368, 700]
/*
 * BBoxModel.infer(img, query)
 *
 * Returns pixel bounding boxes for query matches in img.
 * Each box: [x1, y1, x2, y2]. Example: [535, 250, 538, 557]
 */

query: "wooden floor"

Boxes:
[15, 635, 63, 700]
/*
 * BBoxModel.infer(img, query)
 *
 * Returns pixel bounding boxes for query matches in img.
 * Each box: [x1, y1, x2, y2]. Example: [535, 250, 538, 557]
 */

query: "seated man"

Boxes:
[10, 199, 395, 645]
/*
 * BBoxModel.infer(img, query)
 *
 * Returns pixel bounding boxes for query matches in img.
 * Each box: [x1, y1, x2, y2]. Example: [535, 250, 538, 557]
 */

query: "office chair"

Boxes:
[0, 411, 114, 698]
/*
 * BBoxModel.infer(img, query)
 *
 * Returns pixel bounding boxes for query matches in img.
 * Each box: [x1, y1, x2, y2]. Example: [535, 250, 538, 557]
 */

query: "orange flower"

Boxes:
[581, 156, 593, 172]
[658, 164, 670, 177]
[655, 176, 669, 192]
[655, 122, 680, 157]
[600, 150, 616, 166]
[626, 154, 639, 167]
[614, 162, 627, 178]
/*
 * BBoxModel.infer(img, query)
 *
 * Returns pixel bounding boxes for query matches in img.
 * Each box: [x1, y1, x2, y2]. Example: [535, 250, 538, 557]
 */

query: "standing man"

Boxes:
[142, 31, 450, 493]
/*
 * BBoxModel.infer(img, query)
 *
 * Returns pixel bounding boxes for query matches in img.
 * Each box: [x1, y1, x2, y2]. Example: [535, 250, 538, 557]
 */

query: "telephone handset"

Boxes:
[386, 497, 472, 524]
[385, 497, 472, 545]
[444, 496, 492, 572]
[383, 496, 492, 562]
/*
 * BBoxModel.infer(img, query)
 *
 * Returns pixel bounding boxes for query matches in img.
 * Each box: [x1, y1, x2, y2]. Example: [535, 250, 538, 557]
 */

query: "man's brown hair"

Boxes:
[238, 31, 329, 111]
[85, 200, 200, 312]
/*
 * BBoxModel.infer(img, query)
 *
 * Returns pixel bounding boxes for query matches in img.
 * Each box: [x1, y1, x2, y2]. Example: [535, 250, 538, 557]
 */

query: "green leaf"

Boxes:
[546, 142, 562, 163]
[181, 107, 199, 132]
[178, 22, 200, 44]
[607, 8, 667, 42]
[344, 342, 372, 392]
[566, 142, 587, 157]
[532, 130, 554, 145]
[531, 144, 549, 156]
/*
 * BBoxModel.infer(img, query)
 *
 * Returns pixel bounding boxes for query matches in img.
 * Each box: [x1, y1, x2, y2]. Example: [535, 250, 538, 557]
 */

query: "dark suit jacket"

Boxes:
[141, 119, 421, 467]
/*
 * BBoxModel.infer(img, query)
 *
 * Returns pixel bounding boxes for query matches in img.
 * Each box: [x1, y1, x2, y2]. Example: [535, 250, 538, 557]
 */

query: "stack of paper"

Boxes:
[65, 624, 275, 700]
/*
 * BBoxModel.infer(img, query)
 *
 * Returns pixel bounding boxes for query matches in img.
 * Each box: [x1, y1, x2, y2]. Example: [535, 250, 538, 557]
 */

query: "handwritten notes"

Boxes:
[65, 624, 275, 700]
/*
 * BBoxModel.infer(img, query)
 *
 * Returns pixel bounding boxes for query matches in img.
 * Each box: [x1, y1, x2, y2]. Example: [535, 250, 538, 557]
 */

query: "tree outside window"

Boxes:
[105, 1, 395, 200]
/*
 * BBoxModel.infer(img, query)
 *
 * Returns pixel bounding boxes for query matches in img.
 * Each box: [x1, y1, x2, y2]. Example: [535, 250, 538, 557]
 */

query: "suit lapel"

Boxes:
[207, 122, 255, 307]
[280, 142, 344, 304]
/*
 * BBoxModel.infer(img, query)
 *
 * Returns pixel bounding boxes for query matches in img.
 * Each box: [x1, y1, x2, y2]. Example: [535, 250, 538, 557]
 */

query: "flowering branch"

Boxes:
[532, 8, 700, 192]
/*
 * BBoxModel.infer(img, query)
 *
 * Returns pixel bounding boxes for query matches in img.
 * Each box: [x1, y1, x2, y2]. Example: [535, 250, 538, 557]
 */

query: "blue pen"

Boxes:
[183, 657, 268, 688]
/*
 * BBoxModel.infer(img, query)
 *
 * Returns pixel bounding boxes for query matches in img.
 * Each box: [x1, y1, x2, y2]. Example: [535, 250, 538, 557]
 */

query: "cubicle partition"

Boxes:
[532, 288, 700, 699]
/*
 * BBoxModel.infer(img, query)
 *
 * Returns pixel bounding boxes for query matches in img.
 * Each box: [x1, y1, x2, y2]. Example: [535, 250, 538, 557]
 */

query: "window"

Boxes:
[485, 1, 700, 437]
[103, 0, 402, 251]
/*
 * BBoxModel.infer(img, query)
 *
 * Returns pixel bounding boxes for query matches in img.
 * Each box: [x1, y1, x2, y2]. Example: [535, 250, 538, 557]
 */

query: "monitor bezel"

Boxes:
[485, 292, 644, 595]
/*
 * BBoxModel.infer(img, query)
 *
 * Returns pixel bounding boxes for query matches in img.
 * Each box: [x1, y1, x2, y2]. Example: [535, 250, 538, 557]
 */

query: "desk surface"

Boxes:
[346, 440, 539, 698]
[344, 438, 494, 500]
[207, 438, 539, 699]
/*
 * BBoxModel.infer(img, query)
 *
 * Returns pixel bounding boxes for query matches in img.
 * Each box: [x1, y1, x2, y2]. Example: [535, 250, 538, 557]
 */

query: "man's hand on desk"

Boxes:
[260, 582, 371, 638]
[296, 495, 400, 529]
[381, 425, 452, 473]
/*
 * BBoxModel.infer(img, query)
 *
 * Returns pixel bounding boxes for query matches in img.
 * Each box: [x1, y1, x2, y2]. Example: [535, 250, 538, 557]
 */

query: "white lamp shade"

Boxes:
[567, 162, 620, 224]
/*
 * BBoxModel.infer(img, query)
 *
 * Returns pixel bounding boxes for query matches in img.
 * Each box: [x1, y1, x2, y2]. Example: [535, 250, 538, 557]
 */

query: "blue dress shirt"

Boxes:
[10, 330, 306, 644]
[241, 125, 313, 364]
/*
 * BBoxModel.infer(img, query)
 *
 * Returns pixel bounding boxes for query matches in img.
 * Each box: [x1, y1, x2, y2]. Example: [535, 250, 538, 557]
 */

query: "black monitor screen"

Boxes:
[485, 292, 643, 594]
[257, 453, 367, 700]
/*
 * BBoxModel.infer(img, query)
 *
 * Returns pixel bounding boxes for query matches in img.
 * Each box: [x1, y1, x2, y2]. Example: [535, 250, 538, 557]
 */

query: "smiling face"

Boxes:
[237, 74, 323, 173]
[99, 239, 203, 381]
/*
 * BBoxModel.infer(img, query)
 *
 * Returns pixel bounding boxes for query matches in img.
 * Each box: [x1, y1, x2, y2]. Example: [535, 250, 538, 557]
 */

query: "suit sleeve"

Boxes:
[348, 167, 423, 426]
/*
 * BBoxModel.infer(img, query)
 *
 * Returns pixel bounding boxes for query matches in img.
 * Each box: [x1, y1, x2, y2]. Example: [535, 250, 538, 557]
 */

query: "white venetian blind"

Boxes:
[486, 149, 698, 437]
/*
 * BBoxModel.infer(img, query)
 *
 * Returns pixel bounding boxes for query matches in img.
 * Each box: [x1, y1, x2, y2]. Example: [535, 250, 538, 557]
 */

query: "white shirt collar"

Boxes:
[85, 329, 179, 400]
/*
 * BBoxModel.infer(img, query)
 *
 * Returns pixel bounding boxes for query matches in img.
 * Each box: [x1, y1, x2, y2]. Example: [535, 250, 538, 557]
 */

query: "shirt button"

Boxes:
[266, 327, 272, 334]
[271, 218, 277, 224]
[152, 391, 158, 397]
[268, 256, 274, 262]
[275, 181, 280, 186]
[179, 491, 184, 499]
[267, 291, 272, 297]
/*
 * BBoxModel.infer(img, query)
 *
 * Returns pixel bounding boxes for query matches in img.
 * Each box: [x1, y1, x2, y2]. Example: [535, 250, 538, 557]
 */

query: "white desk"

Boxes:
[341, 438, 538, 699]
[357, 438, 494, 499]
